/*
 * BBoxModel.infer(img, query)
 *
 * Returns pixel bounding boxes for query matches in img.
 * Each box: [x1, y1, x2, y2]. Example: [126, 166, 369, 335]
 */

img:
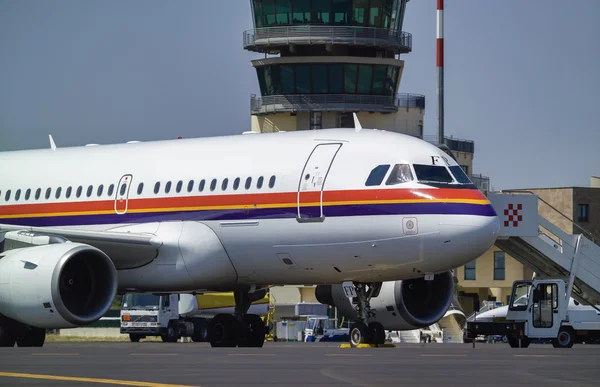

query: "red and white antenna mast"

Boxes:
[437, 0, 444, 145]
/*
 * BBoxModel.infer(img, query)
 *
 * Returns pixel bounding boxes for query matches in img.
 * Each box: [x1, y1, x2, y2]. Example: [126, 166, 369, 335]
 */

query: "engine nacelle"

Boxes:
[0, 242, 118, 329]
[315, 271, 454, 330]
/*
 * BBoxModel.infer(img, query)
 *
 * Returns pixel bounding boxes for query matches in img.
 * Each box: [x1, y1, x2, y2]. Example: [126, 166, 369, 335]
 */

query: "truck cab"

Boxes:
[120, 294, 180, 342]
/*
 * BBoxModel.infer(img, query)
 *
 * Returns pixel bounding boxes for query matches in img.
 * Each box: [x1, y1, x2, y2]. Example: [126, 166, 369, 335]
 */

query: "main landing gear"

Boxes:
[207, 289, 267, 348]
[348, 282, 386, 347]
[0, 316, 46, 347]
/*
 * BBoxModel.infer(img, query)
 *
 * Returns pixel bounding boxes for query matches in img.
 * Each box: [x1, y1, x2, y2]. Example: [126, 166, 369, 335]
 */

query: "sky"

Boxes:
[0, 0, 598, 191]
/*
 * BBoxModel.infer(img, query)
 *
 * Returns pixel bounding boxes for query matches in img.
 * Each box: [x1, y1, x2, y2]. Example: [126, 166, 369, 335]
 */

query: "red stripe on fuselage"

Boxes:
[0, 187, 487, 217]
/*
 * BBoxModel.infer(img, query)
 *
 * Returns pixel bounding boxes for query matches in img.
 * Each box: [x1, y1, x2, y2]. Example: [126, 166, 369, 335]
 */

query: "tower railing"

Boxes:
[244, 26, 412, 53]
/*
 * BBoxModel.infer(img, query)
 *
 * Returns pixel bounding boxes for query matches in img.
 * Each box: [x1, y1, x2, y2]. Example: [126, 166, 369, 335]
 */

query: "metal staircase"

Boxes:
[488, 192, 600, 308]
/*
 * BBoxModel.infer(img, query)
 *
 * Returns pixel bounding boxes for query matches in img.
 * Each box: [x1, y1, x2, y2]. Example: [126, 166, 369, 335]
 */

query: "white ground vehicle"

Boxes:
[467, 278, 600, 348]
[120, 293, 269, 343]
[303, 316, 349, 342]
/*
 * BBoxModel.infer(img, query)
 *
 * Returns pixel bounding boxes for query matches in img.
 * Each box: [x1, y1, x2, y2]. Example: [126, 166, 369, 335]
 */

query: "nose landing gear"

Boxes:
[349, 282, 386, 347]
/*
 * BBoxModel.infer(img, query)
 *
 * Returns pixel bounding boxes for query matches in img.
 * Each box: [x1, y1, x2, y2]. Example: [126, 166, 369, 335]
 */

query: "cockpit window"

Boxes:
[385, 164, 413, 185]
[449, 165, 472, 184]
[365, 165, 390, 186]
[413, 165, 454, 183]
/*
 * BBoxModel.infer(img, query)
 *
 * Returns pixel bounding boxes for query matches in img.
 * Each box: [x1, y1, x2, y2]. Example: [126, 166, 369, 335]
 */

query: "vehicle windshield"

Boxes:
[413, 164, 454, 183]
[121, 294, 161, 310]
[448, 165, 473, 184]
[509, 282, 531, 310]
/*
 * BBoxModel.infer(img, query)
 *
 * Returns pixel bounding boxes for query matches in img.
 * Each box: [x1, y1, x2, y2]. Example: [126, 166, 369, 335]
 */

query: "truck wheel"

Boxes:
[129, 334, 141, 343]
[552, 328, 574, 348]
[161, 323, 178, 343]
[192, 320, 208, 342]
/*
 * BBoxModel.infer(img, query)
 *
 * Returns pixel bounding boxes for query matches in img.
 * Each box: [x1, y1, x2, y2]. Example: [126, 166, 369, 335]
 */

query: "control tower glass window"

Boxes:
[251, 0, 406, 30]
[255, 63, 400, 97]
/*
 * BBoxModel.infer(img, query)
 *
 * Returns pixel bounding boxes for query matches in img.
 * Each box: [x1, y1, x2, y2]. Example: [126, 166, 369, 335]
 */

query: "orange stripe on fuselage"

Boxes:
[0, 187, 487, 218]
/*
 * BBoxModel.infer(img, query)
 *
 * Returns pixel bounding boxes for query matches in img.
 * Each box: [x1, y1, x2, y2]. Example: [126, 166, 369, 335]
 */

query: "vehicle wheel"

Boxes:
[208, 314, 237, 347]
[552, 327, 575, 348]
[191, 320, 208, 343]
[349, 323, 372, 347]
[129, 334, 141, 343]
[368, 322, 386, 345]
[507, 335, 528, 348]
[239, 314, 266, 347]
[0, 325, 15, 347]
[16, 328, 45, 347]
[161, 323, 178, 343]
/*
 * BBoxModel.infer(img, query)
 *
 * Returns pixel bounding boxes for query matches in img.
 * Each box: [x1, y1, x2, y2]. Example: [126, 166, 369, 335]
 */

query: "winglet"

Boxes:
[49, 135, 57, 151]
[353, 113, 362, 132]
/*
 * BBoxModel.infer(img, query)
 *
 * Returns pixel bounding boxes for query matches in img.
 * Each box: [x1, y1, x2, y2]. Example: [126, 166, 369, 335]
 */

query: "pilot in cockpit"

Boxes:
[386, 164, 414, 185]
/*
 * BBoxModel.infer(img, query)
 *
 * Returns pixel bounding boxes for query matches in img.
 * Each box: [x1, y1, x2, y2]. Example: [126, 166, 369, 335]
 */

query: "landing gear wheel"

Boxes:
[552, 328, 574, 348]
[368, 322, 386, 345]
[239, 314, 266, 348]
[0, 325, 16, 347]
[350, 323, 372, 347]
[16, 327, 45, 347]
[208, 314, 238, 347]
[161, 323, 178, 343]
[129, 334, 141, 343]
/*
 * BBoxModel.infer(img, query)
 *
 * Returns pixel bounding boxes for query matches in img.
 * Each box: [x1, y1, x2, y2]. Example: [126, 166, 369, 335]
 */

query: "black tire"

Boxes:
[507, 335, 529, 348]
[368, 322, 386, 345]
[239, 314, 266, 348]
[16, 328, 46, 347]
[349, 322, 372, 347]
[208, 314, 237, 347]
[161, 323, 178, 343]
[0, 325, 15, 347]
[191, 320, 208, 343]
[129, 334, 141, 343]
[552, 327, 575, 348]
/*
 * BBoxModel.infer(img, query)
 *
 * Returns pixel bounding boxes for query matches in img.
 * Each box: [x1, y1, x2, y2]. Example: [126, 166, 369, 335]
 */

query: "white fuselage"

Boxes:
[0, 129, 500, 293]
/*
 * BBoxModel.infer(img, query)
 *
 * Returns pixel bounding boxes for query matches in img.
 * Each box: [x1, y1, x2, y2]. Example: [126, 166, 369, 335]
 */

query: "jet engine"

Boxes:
[315, 271, 454, 330]
[0, 242, 118, 329]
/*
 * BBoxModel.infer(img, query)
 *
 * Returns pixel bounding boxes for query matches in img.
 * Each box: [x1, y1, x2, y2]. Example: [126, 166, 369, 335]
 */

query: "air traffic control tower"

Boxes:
[244, 0, 489, 192]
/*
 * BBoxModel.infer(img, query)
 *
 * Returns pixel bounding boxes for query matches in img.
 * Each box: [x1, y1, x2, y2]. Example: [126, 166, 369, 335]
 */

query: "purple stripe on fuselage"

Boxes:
[2, 202, 496, 227]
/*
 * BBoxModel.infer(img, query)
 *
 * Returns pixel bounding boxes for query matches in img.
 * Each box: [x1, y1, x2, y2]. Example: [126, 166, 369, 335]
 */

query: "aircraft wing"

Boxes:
[0, 224, 162, 269]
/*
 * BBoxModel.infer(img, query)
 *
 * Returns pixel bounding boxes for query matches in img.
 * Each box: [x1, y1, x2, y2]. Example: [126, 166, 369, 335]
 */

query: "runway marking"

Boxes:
[513, 354, 561, 358]
[227, 353, 275, 356]
[131, 353, 179, 356]
[325, 354, 372, 357]
[420, 354, 467, 357]
[31, 353, 79, 356]
[0, 372, 199, 387]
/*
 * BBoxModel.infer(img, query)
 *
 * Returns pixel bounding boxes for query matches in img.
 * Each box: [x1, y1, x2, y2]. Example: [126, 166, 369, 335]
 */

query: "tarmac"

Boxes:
[0, 341, 598, 387]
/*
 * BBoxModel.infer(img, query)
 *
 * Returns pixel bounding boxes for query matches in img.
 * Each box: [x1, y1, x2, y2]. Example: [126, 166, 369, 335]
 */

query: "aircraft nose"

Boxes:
[439, 206, 500, 266]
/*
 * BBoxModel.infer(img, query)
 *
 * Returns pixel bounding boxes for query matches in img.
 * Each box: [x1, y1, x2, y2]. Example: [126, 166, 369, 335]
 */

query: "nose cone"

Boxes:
[439, 205, 500, 267]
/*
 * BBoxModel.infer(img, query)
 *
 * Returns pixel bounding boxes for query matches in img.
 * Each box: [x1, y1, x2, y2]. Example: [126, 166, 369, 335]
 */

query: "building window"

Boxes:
[310, 111, 322, 130]
[461, 165, 469, 175]
[578, 204, 589, 222]
[464, 260, 476, 280]
[494, 251, 505, 280]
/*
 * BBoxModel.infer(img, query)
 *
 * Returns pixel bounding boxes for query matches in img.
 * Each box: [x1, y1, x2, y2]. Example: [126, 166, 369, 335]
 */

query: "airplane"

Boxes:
[0, 119, 499, 348]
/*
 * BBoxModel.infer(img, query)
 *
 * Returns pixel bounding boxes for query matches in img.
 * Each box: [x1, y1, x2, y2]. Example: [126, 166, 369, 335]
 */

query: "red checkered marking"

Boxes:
[503, 203, 523, 227]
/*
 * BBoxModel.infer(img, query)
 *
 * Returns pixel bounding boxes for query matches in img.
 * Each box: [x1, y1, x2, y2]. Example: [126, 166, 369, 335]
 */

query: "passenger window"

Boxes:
[137, 183, 144, 195]
[35, 188, 41, 200]
[245, 177, 252, 190]
[87, 185, 93, 197]
[176, 181, 183, 193]
[365, 165, 390, 186]
[449, 165, 473, 184]
[55, 187, 62, 199]
[233, 178, 240, 190]
[5, 190, 11, 201]
[257, 176, 264, 189]
[385, 164, 414, 185]
[210, 179, 217, 191]
[66, 187, 72, 198]
[25, 189, 31, 201]
[222, 178, 228, 191]
[187, 180, 194, 193]
[413, 165, 454, 183]
[199, 180, 205, 192]
[15, 189, 21, 201]
[269, 176, 276, 188]
[154, 182, 161, 194]
[97, 185, 104, 197]
[76, 186, 83, 198]
[120, 183, 127, 196]
[45, 188, 52, 200]
[165, 182, 171, 194]
[108, 184, 115, 197]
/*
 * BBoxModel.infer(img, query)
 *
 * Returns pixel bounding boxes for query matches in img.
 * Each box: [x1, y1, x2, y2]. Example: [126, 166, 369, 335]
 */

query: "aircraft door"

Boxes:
[115, 174, 133, 215]
[297, 143, 342, 221]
